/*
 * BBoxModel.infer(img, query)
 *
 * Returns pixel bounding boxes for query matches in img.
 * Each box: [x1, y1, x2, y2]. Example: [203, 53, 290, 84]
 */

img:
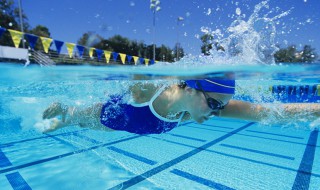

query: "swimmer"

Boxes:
[42, 78, 320, 134]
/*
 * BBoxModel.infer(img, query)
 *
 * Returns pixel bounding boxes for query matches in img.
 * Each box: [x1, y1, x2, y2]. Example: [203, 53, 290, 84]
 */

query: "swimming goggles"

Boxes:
[196, 81, 225, 111]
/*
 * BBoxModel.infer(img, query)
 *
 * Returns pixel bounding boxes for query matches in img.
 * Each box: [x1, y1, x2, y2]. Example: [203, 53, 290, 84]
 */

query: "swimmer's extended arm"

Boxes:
[220, 100, 320, 122]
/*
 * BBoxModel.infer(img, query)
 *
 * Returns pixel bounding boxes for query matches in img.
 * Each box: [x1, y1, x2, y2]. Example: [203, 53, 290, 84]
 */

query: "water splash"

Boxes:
[181, 1, 292, 65]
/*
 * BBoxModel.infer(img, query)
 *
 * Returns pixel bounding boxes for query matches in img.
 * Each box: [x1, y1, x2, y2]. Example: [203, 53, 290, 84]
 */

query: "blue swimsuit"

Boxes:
[100, 86, 184, 134]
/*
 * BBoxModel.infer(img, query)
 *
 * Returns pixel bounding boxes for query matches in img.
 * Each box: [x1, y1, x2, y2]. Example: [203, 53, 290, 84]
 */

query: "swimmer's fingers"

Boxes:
[42, 102, 63, 119]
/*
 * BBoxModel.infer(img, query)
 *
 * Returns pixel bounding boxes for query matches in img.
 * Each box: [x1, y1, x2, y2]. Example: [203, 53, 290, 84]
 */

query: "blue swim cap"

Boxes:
[185, 79, 235, 94]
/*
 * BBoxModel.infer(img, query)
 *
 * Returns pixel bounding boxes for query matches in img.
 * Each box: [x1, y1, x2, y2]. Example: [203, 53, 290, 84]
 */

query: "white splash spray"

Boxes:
[182, 1, 292, 65]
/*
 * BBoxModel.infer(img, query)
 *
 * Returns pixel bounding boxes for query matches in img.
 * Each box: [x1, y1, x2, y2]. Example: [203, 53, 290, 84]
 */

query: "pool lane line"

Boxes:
[6, 172, 32, 190]
[148, 135, 320, 178]
[108, 146, 157, 165]
[190, 123, 235, 130]
[292, 129, 319, 190]
[69, 132, 102, 144]
[220, 144, 295, 160]
[0, 129, 89, 148]
[0, 135, 141, 174]
[188, 125, 319, 148]
[167, 134, 207, 142]
[171, 169, 235, 190]
[107, 122, 255, 190]
[245, 130, 304, 140]
[0, 149, 12, 168]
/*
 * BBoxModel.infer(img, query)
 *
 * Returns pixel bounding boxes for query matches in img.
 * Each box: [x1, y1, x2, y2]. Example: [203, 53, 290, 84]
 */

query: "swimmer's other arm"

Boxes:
[220, 100, 320, 122]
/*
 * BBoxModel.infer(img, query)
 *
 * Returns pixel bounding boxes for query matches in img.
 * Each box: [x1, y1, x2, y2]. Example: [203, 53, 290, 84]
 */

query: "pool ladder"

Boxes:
[30, 50, 55, 66]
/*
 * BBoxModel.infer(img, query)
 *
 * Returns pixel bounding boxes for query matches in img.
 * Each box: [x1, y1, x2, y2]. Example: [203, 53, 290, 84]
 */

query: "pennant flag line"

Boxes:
[8, 29, 23, 48]
[119, 53, 126, 64]
[54, 40, 64, 54]
[112, 52, 119, 62]
[24, 34, 38, 50]
[0, 27, 6, 38]
[127, 55, 133, 64]
[89, 48, 95, 58]
[40, 37, 53, 53]
[104, 51, 111, 63]
[96, 49, 103, 61]
[145, 58, 149, 66]
[133, 56, 139, 65]
[2, 27, 157, 65]
[139, 57, 144, 65]
[66, 43, 75, 58]
[76, 45, 85, 58]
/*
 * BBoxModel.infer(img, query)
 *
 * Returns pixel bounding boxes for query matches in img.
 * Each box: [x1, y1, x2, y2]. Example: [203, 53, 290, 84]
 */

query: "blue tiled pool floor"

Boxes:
[0, 118, 319, 190]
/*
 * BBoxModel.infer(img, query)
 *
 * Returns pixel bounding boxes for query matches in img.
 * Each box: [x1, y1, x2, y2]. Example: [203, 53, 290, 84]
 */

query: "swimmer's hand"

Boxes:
[42, 102, 68, 122]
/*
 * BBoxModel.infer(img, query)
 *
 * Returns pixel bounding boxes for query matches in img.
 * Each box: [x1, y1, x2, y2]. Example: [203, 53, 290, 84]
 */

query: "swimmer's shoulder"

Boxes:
[129, 82, 160, 104]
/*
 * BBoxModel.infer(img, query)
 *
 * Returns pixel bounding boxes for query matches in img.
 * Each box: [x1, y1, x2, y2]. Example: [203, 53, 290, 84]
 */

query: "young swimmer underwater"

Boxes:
[42, 78, 320, 134]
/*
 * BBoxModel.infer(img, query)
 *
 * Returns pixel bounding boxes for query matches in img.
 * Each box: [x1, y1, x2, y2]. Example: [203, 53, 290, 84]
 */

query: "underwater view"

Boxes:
[1, 0, 320, 189]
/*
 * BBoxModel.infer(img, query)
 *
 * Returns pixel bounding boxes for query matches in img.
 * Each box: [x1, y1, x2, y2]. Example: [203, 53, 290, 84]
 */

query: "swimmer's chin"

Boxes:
[194, 117, 208, 124]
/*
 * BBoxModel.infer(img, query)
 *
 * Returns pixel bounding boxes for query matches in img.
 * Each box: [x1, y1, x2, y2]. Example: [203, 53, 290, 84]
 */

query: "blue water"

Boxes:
[0, 63, 319, 189]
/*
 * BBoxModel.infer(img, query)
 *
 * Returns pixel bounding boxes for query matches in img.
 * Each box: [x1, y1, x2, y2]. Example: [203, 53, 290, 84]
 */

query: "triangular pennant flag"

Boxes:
[76, 45, 85, 58]
[150, 59, 155, 65]
[0, 27, 6, 38]
[139, 57, 144, 64]
[104, 51, 111, 63]
[96, 49, 103, 61]
[127, 55, 133, 64]
[89, 48, 95, 58]
[40, 37, 53, 53]
[24, 33, 38, 50]
[8, 29, 23, 48]
[66, 43, 75, 58]
[132, 56, 139, 65]
[119, 53, 126, 64]
[54, 40, 64, 54]
[144, 58, 150, 66]
[112, 52, 119, 62]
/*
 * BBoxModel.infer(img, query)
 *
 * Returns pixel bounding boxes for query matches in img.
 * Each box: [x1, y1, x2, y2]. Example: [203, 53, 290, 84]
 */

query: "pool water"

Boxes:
[0, 63, 319, 189]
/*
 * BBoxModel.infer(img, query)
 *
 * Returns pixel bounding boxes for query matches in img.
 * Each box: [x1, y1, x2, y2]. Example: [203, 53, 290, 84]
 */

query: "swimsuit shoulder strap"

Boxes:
[149, 85, 183, 123]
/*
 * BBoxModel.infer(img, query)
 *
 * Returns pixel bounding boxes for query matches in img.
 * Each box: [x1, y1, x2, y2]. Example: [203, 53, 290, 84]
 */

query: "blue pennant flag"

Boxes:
[96, 49, 103, 61]
[150, 59, 155, 65]
[112, 52, 119, 62]
[76, 45, 85, 57]
[127, 55, 132, 63]
[139, 57, 144, 64]
[0, 27, 6, 38]
[24, 33, 38, 50]
[54, 40, 64, 54]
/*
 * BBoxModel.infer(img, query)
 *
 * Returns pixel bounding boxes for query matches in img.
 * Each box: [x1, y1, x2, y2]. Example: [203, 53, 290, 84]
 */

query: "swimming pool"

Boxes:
[0, 63, 319, 189]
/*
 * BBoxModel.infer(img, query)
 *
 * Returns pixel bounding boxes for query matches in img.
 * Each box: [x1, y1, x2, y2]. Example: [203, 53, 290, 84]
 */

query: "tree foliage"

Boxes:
[274, 45, 318, 63]
[0, 0, 29, 47]
[77, 32, 181, 62]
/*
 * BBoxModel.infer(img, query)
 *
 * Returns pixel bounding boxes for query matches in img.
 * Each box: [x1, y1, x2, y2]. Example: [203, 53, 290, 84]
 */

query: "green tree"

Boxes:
[274, 45, 318, 63]
[200, 34, 213, 55]
[0, 0, 29, 47]
[300, 45, 318, 63]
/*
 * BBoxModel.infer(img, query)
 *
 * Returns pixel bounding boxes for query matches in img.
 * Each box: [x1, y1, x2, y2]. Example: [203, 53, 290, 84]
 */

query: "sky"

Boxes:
[12, 0, 320, 55]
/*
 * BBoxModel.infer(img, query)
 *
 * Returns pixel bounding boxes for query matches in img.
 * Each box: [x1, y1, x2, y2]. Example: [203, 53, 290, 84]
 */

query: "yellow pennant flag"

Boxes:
[89, 48, 95, 58]
[317, 85, 320, 96]
[132, 56, 139, 65]
[8, 29, 23, 48]
[144, 58, 149, 66]
[40, 37, 53, 53]
[104, 51, 111, 63]
[119, 53, 126, 64]
[66, 43, 75, 58]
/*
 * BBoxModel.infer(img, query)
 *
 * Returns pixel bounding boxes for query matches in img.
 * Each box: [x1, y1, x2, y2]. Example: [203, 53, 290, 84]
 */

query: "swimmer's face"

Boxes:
[187, 91, 232, 123]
